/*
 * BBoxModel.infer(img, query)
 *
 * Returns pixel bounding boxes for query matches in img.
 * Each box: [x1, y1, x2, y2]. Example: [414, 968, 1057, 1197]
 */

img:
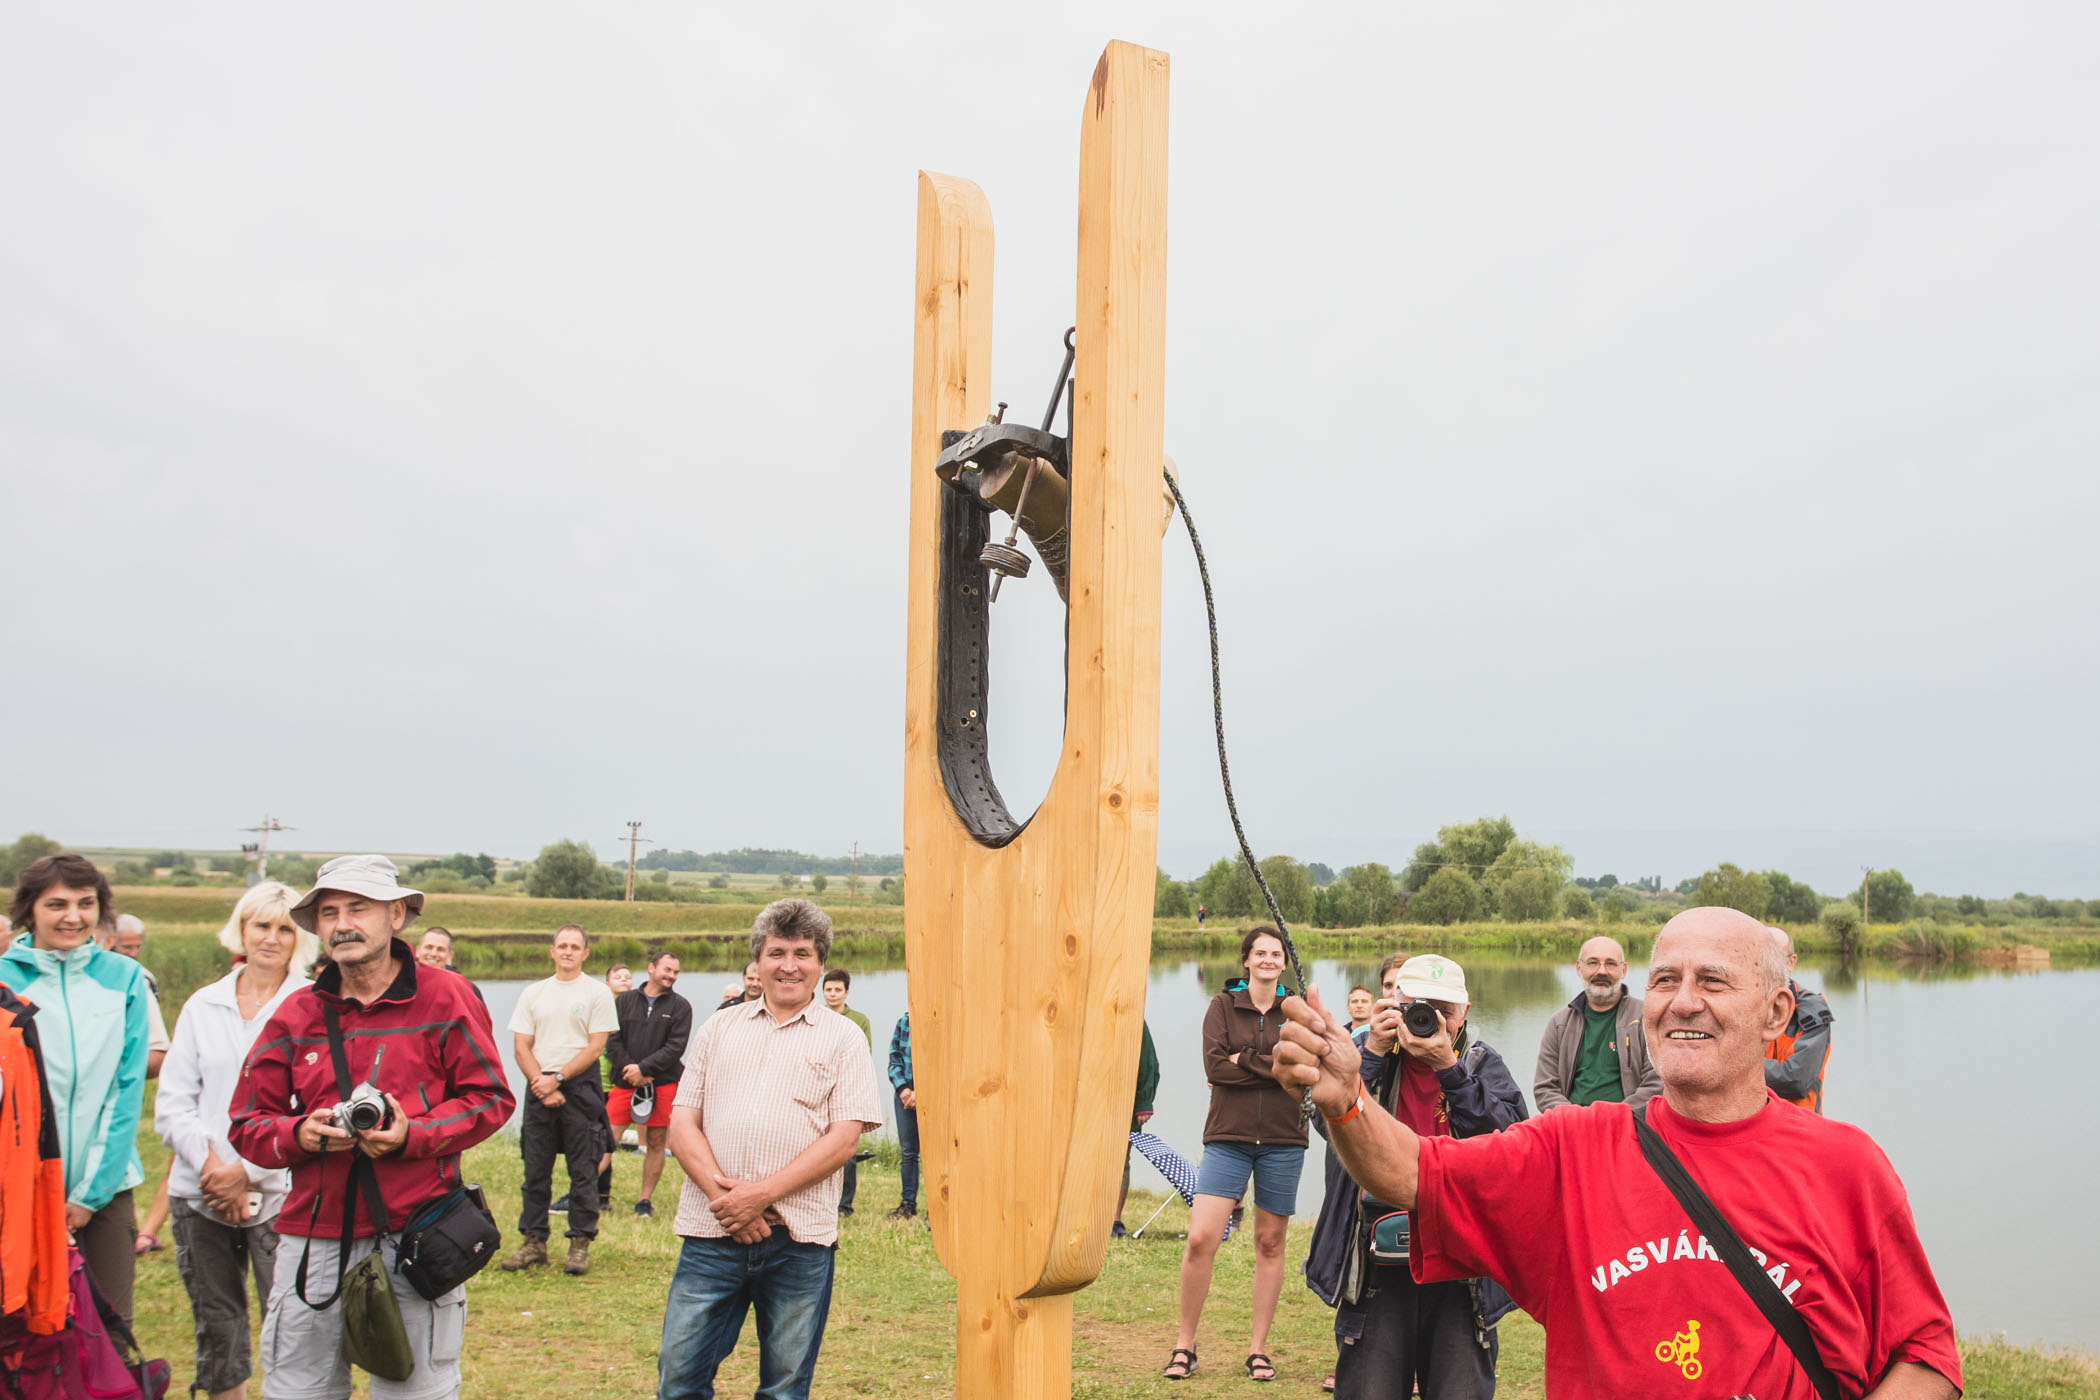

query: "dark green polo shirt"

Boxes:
[1569, 1000, 1625, 1106]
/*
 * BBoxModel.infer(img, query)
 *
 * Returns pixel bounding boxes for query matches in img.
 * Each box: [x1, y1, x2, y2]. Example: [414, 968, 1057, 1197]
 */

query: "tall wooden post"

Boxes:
[902, 40, 1169, 1400]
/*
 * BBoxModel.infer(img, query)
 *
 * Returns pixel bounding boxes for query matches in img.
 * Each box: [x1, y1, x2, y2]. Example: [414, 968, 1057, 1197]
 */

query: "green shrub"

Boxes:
[1818, 902, 1863, 960]
[1886, 922, 1972, 963]
[1498, 869, 1562, 922]
[1411, 869, 1483, 926]
[1562, 887, 1595, 919]
[1154, 869, 1191, 918]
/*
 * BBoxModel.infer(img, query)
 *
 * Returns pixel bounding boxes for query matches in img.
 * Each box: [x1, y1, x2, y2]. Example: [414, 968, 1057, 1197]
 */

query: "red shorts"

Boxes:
[607, 1086, 664, 1129]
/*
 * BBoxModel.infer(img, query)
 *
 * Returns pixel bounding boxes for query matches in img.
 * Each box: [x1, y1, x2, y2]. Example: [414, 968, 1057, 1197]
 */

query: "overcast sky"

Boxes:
[5, 5, 2094, 896]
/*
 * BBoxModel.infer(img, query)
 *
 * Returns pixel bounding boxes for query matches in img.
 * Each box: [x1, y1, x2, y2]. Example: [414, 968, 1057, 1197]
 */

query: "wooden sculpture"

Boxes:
[901, 38, 1169, 1400]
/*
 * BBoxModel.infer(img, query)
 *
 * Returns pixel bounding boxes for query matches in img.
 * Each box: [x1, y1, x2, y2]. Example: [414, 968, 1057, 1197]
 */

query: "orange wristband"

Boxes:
[1322, 1087, 1368, 1126]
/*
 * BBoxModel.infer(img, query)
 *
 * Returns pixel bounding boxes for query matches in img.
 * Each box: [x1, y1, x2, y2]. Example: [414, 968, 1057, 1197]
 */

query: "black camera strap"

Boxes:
[1631, 1104, 1840, 1400]
[294, 1002, 394, 1309]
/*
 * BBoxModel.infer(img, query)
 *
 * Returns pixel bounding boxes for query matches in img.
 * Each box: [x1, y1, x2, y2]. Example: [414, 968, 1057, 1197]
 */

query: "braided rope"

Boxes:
[1163, 469, 1311, 1005]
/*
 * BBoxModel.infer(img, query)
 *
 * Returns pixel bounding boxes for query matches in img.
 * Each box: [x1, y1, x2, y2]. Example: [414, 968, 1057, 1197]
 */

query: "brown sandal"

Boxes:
[1163, 1348, 1198, 1380]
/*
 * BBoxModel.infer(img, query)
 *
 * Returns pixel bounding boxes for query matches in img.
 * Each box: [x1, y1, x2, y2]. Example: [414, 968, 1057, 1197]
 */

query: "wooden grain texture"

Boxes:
[902, 39, 1169, 1400]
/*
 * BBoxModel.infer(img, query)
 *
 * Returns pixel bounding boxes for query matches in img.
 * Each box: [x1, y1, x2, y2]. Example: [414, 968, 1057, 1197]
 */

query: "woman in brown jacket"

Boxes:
[1162, 926, 1308, 1383]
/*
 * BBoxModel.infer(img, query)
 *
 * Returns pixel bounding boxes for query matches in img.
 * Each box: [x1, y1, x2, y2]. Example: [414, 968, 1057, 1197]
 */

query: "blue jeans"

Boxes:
[658, 1233, 836, 1400]
[894, 1089, 920, 1210]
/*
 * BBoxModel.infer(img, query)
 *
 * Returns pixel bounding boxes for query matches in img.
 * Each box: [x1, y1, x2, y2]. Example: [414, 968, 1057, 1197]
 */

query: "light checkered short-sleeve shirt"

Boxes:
[673, 997, 886, 1246]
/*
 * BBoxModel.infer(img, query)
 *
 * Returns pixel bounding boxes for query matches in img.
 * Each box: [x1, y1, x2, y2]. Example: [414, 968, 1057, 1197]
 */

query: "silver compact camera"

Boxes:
[330, 1046, 393, 1134]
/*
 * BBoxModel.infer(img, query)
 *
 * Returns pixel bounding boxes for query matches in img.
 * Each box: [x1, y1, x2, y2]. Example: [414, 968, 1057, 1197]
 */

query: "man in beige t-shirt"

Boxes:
[503, 923, 619, 1275]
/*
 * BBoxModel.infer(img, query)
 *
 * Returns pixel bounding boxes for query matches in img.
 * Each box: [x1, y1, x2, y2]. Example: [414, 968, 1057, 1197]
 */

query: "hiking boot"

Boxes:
[549, 1193, 570, 1214]
[564, 1238, 590, 1275]
[887, 1203, 916, 1220]
[500, 1235, 548, 1271]
[633, 1199, 653, 1218]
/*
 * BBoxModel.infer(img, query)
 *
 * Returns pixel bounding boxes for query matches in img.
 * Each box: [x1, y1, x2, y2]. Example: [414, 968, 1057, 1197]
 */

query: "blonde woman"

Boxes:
[155, 881, 317, 1400]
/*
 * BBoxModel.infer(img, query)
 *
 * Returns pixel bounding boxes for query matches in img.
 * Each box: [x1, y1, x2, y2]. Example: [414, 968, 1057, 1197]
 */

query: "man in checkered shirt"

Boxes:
[658, 899, 886, 1400]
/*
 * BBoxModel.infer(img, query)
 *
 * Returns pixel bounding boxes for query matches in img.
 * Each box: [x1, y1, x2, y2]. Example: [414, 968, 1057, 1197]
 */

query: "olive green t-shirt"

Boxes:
[1568, 1000, 1625, 1106]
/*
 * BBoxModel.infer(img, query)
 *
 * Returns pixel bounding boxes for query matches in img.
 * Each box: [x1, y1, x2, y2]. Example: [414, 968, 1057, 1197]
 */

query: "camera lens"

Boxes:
[346, 1099, 384, 1133]
[1402, 1001, 1441, 1039]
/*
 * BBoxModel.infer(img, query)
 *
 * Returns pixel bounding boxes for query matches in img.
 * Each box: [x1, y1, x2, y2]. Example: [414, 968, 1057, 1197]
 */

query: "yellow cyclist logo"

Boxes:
[1654, 1319, 1703, 1380]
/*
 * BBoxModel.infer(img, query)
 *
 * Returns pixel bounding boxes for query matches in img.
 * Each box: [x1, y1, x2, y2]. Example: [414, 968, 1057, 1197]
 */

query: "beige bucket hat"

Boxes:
[1392, 953, 1470, 1007]
[289, 854, 426, 933]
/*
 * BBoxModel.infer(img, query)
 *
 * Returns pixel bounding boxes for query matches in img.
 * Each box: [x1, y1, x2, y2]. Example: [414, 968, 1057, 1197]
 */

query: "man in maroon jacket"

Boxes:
[231, 855, 514, 1400]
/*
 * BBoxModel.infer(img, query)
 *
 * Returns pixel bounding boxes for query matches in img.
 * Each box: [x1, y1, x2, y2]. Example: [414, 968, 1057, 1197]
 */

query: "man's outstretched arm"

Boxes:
[1276, 985, 1424, 1210]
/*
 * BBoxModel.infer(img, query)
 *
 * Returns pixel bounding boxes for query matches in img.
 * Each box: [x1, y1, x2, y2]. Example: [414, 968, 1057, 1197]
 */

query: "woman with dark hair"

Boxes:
[1163, 925, 1307, 1383]
[1, 854, 154, 1325]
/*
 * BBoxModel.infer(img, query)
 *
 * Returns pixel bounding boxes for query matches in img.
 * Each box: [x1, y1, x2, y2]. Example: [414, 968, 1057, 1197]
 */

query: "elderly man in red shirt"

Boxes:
[231, 856, 513, 1400]
[1275, 906, 1961, 1400]
[658, 898, 885, 1400]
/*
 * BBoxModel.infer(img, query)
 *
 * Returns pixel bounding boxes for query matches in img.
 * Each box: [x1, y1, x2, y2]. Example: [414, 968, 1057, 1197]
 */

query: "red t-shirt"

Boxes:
[1411, 1091, 1961, 1399]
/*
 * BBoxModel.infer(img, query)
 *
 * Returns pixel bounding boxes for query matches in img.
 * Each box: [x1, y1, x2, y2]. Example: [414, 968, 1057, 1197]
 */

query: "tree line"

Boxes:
[637, 847, 904, 877]
[4, 829, 2093, 928]
[1149, 816, 2100, 931]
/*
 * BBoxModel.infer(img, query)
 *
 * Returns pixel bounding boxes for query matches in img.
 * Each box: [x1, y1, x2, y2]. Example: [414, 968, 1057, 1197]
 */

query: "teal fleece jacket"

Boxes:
[0, 934, 151, 1212]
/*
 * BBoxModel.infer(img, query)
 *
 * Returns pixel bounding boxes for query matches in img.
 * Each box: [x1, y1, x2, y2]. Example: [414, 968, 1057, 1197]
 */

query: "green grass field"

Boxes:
[123, 1088, 2096, 1399]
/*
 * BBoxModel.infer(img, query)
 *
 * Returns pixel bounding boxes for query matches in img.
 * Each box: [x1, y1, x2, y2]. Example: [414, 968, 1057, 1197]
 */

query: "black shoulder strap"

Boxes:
[1632, 1104, 1840, 1400]
[294, 1003, 394, 1310]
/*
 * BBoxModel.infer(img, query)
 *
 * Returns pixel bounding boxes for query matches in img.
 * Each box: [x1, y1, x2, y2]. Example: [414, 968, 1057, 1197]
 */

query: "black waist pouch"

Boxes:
[395, 1185, 500, 1300]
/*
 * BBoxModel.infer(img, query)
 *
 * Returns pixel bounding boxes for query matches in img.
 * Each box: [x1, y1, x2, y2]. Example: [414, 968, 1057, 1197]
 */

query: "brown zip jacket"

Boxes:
[1200, 988, 1308, 1148]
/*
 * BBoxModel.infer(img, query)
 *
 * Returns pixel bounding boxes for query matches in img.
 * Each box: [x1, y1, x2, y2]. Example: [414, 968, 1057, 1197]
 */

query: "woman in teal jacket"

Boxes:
[4, 854, 153, 1325]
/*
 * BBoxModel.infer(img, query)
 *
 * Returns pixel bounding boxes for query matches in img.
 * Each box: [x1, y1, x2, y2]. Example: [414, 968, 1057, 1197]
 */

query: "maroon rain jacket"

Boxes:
[229, 940, 515, 1237]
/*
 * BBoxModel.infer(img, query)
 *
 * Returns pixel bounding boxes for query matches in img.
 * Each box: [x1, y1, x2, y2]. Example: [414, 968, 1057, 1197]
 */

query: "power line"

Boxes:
[619, 822, 660, 902]
[237, 816, 296, 884]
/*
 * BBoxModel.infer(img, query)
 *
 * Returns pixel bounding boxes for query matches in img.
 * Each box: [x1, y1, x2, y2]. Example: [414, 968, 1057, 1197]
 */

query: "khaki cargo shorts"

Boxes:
[260, 1233, 466, 1400]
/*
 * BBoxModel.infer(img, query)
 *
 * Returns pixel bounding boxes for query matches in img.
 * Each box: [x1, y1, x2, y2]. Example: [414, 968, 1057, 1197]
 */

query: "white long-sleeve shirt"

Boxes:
[155, 967, 308, 1221]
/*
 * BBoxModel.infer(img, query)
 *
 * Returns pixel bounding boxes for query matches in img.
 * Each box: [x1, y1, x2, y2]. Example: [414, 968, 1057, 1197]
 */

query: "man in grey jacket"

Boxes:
[1533, 936, 1661, 1110]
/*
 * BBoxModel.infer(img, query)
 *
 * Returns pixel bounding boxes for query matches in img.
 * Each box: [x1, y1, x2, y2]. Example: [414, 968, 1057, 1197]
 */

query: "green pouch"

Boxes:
[341, 1247, 415, 1383]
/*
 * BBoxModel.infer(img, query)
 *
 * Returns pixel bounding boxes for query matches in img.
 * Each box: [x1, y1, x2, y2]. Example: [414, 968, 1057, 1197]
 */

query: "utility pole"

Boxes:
[239, 816, 295, 885]
[1861, 866, 1872, 928]
[850, 841, 860, 904]
[620, 822, 659, 902]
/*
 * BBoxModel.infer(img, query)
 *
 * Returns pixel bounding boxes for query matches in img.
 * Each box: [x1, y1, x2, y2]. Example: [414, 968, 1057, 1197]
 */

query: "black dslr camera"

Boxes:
[1401, 1000, 1444, 1040]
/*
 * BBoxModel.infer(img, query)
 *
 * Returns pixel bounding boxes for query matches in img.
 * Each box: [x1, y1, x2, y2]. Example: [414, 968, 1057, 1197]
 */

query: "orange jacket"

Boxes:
[0, 985, 70, 1333]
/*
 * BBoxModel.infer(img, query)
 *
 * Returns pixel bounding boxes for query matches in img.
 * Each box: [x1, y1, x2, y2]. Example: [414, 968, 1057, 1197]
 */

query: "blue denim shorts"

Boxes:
[1192, 1140, 1306, 1217]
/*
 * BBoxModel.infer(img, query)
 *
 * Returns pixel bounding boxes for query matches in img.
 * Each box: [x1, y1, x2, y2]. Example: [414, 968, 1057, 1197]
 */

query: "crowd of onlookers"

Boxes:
[4, 851, 925, 1400]
[11, 848, 1946, 1400]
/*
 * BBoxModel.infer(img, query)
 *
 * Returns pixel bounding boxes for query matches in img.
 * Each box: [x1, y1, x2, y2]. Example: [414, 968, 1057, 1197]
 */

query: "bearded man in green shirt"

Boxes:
[1532, 936, 1661, 1110]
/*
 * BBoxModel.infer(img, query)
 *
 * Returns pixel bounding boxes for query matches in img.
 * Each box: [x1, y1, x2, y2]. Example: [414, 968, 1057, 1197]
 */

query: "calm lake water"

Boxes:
[474, 954, 2094, 1349]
